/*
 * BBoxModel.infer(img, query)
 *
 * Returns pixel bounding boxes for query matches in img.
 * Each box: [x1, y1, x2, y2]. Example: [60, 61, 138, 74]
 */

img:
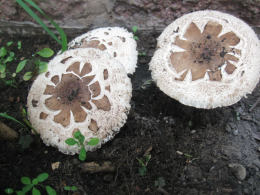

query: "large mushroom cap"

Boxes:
[27, 48, 132, 154]
[68, 27, 138, 74]
[150, 10, 260, 109]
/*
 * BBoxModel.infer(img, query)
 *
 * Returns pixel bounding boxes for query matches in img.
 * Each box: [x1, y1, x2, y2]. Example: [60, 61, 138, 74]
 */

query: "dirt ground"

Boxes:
[0, 29, 260, 195]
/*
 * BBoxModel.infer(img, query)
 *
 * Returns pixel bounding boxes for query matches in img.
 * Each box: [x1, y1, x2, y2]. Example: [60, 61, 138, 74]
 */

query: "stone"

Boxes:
[228, 163, 246, 180]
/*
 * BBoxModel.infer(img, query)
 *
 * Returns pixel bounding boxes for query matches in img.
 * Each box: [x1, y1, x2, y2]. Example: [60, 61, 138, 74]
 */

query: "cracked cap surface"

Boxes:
[150, 10, 260, 109]
[27, 48, 132, 154]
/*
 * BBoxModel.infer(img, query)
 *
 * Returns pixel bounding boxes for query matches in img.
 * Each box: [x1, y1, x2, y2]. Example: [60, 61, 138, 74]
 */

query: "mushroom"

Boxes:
[149, 10, 260, 109]
[27, 48, 132, 154]
[68, 27, 138, 74]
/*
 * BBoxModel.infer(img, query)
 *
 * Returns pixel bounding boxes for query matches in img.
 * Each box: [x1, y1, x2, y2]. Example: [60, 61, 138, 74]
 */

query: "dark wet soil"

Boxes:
[0, 31, 259, 195]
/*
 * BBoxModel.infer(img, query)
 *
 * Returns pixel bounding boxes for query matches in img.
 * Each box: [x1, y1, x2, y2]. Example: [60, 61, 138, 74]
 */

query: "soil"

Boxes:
[0, 30, 260, 195]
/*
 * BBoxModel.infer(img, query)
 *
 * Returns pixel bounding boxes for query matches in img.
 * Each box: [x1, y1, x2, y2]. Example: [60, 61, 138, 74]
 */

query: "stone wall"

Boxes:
[0, 0, 259, 35]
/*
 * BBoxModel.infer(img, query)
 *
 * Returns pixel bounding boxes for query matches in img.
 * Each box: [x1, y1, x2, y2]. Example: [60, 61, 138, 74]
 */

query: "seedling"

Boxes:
[0, 41, 54, 87]
[22, 47, 54, 81]
[65, 130, 99, 161]
[132, 26, 139, 41]
[154, 177, 166, 188]
[138, 51, 146, 56]
[4, 172, 56, 195]
[136, 154, 151, 176]
[64, 185, 78, 192]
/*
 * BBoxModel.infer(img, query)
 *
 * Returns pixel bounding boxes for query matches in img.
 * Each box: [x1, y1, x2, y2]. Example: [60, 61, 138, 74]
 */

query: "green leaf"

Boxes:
[23, 71, 33, 81]
[4, 188, 14, 194]
[37, 61, 48, 73]
[64, 186, 71, 191]
[4, 52, 15, 63]
[16, 191, 24, 195]
[137, 158, 145, 167]
[138, 166, 147, 176]
[22, 184, 33, 193]
[21, 176, 31, 185]
[32, 178, 38, 185]
[132, 26, 138, 33]
[22, 108, 27, 117]
[0, 64, 6, 73]
[16, 59, 28, 73]
[45, 185, 56, 195]
[133, 36, 139, 41]
[64, 186, 77, 191]
[71, 186, 77, 191]
[7, 41, 13, 47]
[32, 187, 41, 195]
[18, 135, 34, 150]
[17, 41, 22, 50]
[0, 47, 7, 57]
[0, 112, 26, 128]
[65, 138, 78, 146]
[0, 72, 6, 78]
[36, 48, 54, 58]
[36, 172, 48, 182]
[79, 147, 86, 161]
[73, 130, 84, 144]
[87, 137, 99, 146]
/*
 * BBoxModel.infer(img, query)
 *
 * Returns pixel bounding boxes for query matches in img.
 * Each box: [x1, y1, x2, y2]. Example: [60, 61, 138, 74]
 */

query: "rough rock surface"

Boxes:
[0, 0, 259, 35]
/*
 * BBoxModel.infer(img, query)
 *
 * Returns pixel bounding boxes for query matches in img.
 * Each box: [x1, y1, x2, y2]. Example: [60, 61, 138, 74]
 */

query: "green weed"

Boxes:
[65, 130, 99, 161]
[0, 42, 54, 87]
[4, 173, 56, 195]
[137, 154, 151, 176]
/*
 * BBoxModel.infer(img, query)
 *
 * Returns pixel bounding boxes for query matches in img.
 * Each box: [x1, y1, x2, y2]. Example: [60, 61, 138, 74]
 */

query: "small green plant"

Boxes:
[65, 130, 99, 161]
[0, 41, 54, 87]
[16, 0, 67, 52]
[132, 26, 139, 41]
[64, 185, 78, 192]
[154, 177, 166, 188]
[0, 41, 21, 87]
[138, 51, 146, 56]
[4, 173, 56, 195]
[22, 47, 54, 81]
[136, 154, 151, 176]
[132, 26, 147, 57]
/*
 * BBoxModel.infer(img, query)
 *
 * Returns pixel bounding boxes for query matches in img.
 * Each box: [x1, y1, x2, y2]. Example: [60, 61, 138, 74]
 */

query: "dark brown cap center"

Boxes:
[54, 73, 91, 105]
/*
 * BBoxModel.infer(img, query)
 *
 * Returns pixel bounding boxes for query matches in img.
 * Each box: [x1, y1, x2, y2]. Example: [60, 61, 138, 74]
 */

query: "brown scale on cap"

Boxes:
[78, 40, 107, 51]
[43, 61, 112, 127]
[60, 56, 72, 64]
[170, 21, 241, 81]
[103, 69, 108, 80]
[40, 112, 48, 120]
[88, 119, 98, 132]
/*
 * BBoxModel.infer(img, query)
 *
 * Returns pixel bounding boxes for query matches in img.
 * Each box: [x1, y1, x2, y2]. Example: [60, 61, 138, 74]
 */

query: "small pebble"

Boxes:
[228, 163, 246, 180]
[191, 130, 196, 134]
[233, 129, 239, 136]
[51, 161, 60, 170]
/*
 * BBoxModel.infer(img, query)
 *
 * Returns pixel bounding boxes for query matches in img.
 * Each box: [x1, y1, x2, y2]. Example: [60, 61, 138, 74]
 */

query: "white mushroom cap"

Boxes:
[150, 10, 260, 109]
[68, 27, 138, 74]
[27, 48, 132, 154]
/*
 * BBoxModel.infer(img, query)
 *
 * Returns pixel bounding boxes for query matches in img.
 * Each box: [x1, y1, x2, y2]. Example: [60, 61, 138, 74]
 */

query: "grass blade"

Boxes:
[16, 0, 61, 45]
[0, 112, 27, 128]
